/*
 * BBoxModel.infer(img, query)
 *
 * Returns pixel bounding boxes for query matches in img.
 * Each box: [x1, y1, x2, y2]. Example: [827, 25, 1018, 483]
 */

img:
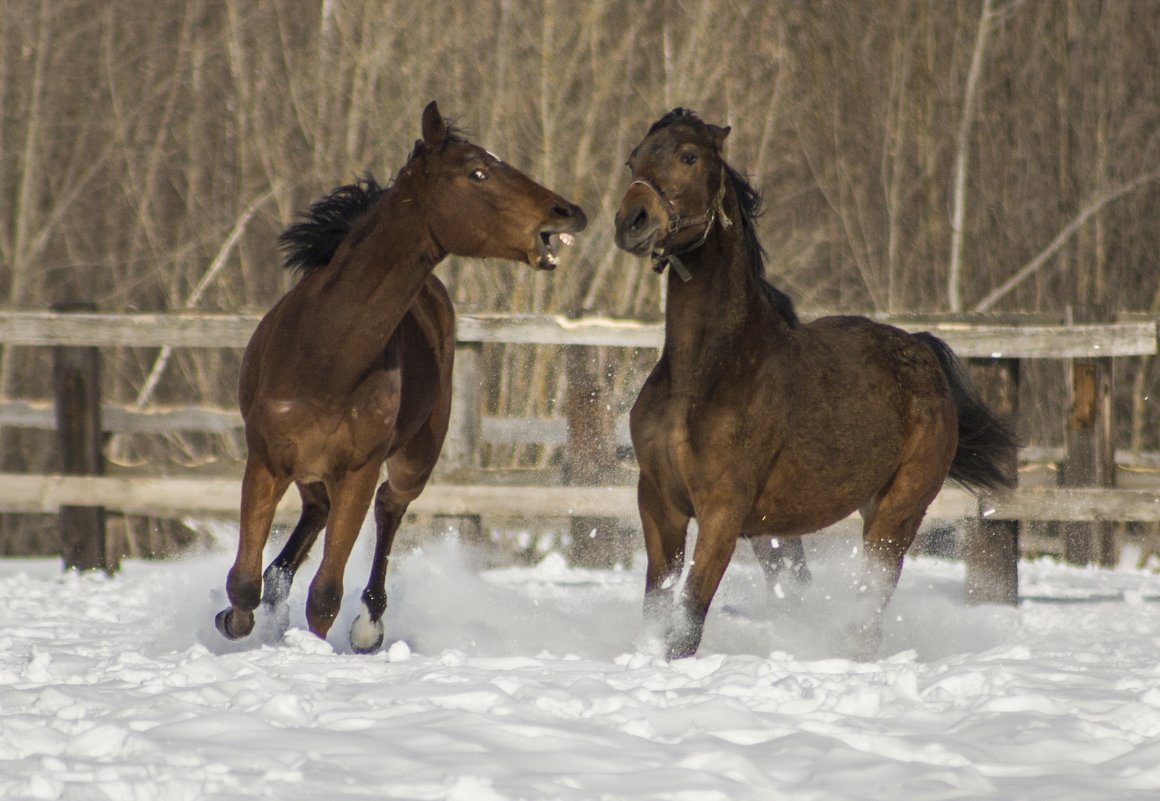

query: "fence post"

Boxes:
[563, 344, 631, 568]
[963, 357, 1020, 605]
[1059, 304, 1117, 566]
[52, 301, 115, 573]
[434, 340, 482, 544]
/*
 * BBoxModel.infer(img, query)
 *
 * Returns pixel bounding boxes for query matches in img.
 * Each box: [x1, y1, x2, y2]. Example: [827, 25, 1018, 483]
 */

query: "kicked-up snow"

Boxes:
[2, 524, 1160, 800]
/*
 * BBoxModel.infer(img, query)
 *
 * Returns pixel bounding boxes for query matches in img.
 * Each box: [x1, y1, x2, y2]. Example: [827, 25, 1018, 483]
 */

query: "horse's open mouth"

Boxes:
[534, 230, 575, 270]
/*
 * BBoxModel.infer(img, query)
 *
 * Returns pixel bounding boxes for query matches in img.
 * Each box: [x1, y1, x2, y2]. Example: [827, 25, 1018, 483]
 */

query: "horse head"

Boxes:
[408, 101, 587, 270]
[614, 108, 732, 267]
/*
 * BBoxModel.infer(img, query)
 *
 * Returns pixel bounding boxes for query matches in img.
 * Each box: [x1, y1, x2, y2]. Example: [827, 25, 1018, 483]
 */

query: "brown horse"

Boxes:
[613, 109, 1016, 660]
[216, 101, 586, 651]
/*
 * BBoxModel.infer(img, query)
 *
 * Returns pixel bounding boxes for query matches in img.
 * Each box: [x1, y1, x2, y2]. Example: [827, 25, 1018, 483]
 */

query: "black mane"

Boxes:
[279, 175, 388, 277]
[648, 108, 799, 327]
[279, 120, 471, 278]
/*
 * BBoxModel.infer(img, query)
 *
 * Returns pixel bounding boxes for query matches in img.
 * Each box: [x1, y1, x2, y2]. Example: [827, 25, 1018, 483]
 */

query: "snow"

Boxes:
[3, 525, 1160, 800]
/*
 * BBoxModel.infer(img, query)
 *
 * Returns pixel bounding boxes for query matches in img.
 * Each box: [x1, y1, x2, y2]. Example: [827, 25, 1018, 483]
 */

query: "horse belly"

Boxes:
[746, 481, 865, 536]
[745, 441, 900, 536]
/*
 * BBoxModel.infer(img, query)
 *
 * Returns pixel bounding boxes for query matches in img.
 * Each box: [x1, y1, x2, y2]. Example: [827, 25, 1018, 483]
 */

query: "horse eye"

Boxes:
[680, 152, 698, 166]
[469, 168, 487, 182]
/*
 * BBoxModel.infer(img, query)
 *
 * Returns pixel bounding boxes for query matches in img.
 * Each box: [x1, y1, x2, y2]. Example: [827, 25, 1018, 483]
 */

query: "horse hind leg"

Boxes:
[349, 428, 446, 653]
[750, 535, 811, 609]
[348, 479, 410, 653]
[260, 481, 329, 611]
[216, 460, 291, 640]
[853, 446, 949, 659]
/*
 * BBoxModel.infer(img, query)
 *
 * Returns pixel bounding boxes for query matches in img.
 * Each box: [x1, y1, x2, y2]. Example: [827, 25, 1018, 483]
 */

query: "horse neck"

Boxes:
[302, 188, 444, 363]
[661, 218, 787, 383]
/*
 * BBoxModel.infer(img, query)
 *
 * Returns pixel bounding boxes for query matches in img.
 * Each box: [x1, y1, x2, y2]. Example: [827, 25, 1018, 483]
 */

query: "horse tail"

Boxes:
[279, 174, 387, 277]
[914, 332, 1020, 493]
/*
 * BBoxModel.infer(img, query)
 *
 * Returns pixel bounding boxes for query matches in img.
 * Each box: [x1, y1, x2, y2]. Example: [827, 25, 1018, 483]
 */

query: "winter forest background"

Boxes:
[0, 0, 1158, 554]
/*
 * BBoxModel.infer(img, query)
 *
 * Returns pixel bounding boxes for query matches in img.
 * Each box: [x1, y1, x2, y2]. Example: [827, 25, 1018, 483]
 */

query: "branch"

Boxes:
[129, 186, 279, 411]
[972, 170, 1160, 312]
[948, 0, 995, 312]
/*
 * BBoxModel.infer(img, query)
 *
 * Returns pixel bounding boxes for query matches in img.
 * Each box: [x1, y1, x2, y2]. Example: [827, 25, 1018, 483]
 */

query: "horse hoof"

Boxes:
[215, 607, 254, 640]
[664, 629, 699, 660]
[349, 605, 385, 654]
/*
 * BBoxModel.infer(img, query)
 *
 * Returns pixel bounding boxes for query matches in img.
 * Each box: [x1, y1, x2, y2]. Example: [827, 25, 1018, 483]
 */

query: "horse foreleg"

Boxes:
[261, 481, 329, 610]
[668, 508, 741, 659]
[217, 460, 290, 640]
[638, 477, 689, 630]
[750, 535, 811, 607]
[305, 464, 380, 640]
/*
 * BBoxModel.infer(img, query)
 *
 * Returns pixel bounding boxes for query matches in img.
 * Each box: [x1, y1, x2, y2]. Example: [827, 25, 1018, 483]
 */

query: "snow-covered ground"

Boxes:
[3, 523, 1160, 801]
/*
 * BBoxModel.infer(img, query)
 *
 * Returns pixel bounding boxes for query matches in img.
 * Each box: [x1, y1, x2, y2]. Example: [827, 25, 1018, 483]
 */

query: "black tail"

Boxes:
[279, 174, 387, 277]
[915, 332, 1020, 493]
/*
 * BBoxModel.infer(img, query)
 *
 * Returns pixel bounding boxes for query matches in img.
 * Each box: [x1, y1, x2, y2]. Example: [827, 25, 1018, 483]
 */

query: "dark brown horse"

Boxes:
[216, 101, 586, 651]
[614, 109, 1016, 660]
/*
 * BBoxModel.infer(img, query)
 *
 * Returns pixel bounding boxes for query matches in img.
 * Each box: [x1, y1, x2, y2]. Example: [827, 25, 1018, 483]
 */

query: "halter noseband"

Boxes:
[628, 168, 731, 282]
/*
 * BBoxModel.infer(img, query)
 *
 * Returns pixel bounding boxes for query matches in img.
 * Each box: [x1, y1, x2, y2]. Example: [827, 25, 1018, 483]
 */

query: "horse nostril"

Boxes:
[552, 204, 577, 219]
[628, 207, 648, 233]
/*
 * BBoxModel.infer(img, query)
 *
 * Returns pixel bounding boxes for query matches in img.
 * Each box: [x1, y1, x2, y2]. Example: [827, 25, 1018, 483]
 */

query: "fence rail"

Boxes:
[5, 473, 1160, 525]
[1, 308, 1156, 356]
[2, 308, 1158, 598]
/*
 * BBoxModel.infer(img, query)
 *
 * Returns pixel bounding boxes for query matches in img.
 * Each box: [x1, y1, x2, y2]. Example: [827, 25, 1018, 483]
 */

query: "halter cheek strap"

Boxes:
[629, 169, 731, 282]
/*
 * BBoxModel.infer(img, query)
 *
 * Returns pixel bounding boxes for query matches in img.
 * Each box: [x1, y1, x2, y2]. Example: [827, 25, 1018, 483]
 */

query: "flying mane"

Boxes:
[647, 108, 798, 327]
[279, 175, 388, 277]
[279, 122, 471, 278]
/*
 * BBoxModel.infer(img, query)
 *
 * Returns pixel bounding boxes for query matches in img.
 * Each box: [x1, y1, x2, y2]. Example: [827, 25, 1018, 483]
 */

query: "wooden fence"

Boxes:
[2, 308, 1159, 603]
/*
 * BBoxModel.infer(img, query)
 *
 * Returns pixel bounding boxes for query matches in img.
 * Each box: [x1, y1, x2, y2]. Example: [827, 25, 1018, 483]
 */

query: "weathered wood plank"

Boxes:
[0, 473, 641, 521]
[0, 310, 1155, 358]
[455, 314, 1159, 357]
[914, 321, 1157, 358]
[0, 399, 613, 444]
[455, 314, 665, 348]
[0, 310, 262, 347]
[52, 323, 113, 573]
[982, 487, 1160, 522]
[0, 400, 244, 433]
[4, 475, 1153, 525]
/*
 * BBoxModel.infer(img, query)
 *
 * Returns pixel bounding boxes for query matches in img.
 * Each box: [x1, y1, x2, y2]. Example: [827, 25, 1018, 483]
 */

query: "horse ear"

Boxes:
[421, 101, 447, 149]
[709, 124, 731, 150]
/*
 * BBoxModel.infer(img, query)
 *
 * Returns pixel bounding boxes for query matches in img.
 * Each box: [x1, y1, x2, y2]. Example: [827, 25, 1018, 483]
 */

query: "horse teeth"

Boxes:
[559, 232, 574, 247]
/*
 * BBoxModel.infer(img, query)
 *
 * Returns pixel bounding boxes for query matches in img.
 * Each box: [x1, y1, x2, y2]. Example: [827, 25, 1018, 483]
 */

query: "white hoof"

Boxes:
[350, 602, 385, 654]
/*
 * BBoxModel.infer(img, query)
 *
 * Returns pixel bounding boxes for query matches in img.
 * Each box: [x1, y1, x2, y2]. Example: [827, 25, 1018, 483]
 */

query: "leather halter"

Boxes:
[628, 168, 731, 282]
